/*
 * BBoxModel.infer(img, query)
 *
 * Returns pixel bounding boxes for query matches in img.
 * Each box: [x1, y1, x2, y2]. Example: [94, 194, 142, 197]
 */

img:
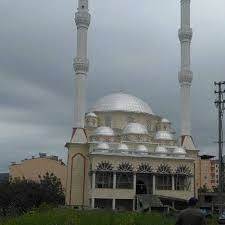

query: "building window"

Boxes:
[156, 174, 172, 190]
[137, 163, 152, 173]
[174, 175, 190, 191]
[116, 172, 133, 189]
[95, 199, 112, 209]
[174, 165, 191, 191]
[95, 161, 113, 189]
[156, 164, 172, 190]
[105, 115, 112, 127]
[96, 171, 113, 188]
[116, 162, 133, 189]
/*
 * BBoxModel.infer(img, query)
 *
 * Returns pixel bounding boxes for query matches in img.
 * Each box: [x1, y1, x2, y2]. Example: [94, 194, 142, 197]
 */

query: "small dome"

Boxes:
[155, 146, 168, 156]
[123, 123, 148, 135]
[161, 118, 170, 123]
[137, 145, 148, 153]
[86, 112, 97, 118]
[96, 142, 110, 150]
[118, 143, 129, 151]
[174, 147, 186, 156]
[91, 92, 154, 115]
[94, 126, 114, 136]
[155, 131, 174, 141]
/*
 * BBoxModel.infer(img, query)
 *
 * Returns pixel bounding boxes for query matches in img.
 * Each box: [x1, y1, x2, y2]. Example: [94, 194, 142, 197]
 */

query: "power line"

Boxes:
[214, 81, 225, 214]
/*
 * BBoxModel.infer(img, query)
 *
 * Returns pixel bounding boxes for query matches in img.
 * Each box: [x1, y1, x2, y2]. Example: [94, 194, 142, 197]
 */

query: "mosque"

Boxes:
[65, 0, 198, 210]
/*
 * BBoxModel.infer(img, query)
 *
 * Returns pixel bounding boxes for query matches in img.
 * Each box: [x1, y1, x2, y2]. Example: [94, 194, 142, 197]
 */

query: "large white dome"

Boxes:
[90, 93, 154, 115]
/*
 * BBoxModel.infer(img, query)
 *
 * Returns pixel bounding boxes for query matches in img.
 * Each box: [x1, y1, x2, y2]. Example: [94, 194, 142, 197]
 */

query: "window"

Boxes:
[116, 172, 133, 189]
[147, 121, 152, 132]
[116, 162, 133, 189]
[96, 171, 113, 188]
[156, 164, 172, 190]
[137, 163, 152, 173]
[174, 165, 192, 191]
[175, 175, 190, 191]
[156, 174, 172, 190]
[105, 115, 112, 127]
[95, 161, 113, 189]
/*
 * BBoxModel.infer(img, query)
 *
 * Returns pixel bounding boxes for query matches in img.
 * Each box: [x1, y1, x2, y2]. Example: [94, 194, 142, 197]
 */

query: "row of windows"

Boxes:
[95, 172, 191, 191]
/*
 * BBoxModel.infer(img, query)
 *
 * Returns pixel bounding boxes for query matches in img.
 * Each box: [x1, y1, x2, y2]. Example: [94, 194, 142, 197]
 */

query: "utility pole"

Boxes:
[214, 81, 225, 214]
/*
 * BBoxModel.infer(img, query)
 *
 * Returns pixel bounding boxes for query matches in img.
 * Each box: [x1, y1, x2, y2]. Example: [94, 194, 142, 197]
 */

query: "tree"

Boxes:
[39, 172, 65, 205]
[0, 173, 65, 217]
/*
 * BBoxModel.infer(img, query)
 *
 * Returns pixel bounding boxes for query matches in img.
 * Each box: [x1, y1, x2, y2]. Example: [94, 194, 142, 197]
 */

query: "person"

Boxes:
[175, 197, 206, 225]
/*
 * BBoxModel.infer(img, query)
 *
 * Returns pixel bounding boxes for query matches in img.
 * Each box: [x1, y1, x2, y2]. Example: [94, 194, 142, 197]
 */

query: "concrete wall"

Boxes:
[9, 158, 67, 190]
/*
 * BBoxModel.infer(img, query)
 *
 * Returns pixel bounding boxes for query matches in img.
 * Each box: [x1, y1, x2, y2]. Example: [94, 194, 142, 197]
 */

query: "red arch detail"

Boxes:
[69, 153, 86, 206]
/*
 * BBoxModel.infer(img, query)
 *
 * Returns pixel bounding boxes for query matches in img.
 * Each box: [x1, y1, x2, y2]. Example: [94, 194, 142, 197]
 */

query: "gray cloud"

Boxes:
[0, 0, 225, 172]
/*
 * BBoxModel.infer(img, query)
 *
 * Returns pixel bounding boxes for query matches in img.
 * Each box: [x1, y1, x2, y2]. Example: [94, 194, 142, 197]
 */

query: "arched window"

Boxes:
[174, 165, 192, 191]
[157, 164, 172, 174]
[137, 163, 153, 173]
[156, 164, 172, 190]
[95, 161, 113, 188]
[118, 162, 133, 172]
[116, 162, 133, 189]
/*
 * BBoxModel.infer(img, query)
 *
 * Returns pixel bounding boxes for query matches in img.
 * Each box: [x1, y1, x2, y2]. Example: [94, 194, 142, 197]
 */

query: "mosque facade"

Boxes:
[65, 0, 198, 210]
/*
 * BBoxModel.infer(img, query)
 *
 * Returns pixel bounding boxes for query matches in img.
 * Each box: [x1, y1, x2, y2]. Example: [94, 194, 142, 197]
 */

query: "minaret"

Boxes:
[178, 0, 195, 149]
[65, 0, 91, 206]
[71, 0, 90, 143]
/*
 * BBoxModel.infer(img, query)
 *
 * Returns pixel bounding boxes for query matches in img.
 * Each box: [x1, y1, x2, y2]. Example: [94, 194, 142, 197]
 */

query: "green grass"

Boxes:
[0, 208, 218, 225]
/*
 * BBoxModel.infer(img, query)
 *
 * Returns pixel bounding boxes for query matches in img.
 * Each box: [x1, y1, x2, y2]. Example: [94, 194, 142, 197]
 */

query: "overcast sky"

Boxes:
[0, 0, 225, 172]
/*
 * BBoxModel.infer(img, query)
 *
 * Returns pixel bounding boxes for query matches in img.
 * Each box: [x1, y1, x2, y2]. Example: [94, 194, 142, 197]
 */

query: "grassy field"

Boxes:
[0, 208, 218, 225]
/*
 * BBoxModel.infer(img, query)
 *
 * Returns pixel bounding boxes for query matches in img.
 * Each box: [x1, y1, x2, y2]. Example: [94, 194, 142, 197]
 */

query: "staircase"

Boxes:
[136, 195, 163, 211]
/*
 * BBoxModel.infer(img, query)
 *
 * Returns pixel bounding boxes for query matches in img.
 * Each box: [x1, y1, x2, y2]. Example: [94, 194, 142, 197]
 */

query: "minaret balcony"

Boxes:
[178, 70, 193, 84]
[75, 11, 91, 29]
[178, 28, 192, 42]
[73, 57, 89, 74]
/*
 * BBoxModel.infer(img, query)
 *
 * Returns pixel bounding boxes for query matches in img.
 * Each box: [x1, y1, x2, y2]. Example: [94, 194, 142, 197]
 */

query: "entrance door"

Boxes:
[136, 180, 147, 194]
[136, 174, 153, 195]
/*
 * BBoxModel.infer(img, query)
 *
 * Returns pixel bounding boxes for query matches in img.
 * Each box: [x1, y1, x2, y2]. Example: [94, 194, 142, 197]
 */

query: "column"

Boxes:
[152, 175, 156, 194]
[92, 172, 96, 189]
[133, 199, 136, 211]
[113, 172, 116, 189]
[91, 198, 95, 209]
[91, 172, 96, 209]
[133, 173, 136, 193]
[172, 175, 175, 191]
[112, 199, 116, 210]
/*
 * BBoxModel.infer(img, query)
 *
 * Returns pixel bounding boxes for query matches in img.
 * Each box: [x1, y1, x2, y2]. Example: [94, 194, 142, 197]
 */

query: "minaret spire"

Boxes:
[71, 0, 90, 143]
[178, 0, 195, 149]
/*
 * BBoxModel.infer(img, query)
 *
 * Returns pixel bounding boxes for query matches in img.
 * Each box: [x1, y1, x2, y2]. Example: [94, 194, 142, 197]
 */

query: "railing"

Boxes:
[90, 148, 187, 158]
